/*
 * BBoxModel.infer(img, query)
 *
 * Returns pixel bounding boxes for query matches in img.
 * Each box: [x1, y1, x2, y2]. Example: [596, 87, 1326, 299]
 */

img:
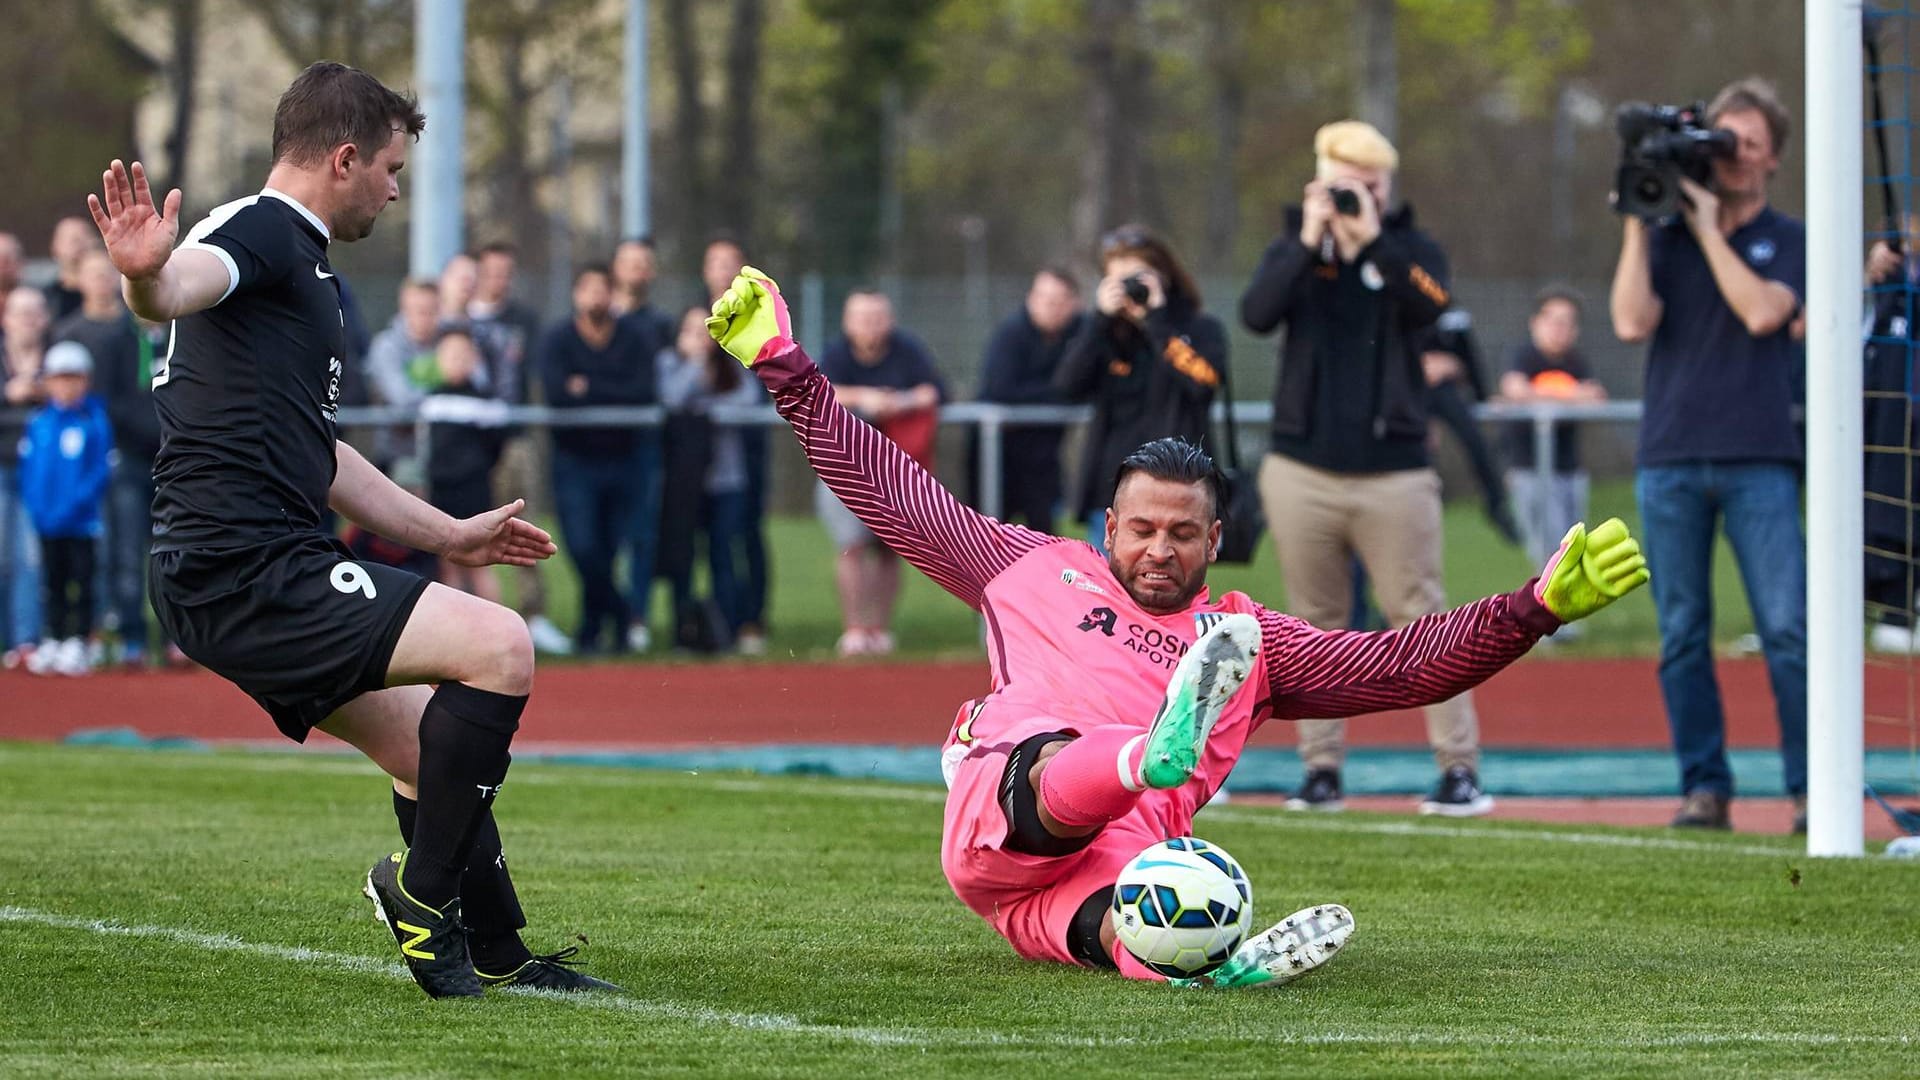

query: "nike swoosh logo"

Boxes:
[1129, 858, 1192, 871]
[315, 265, 335, 279]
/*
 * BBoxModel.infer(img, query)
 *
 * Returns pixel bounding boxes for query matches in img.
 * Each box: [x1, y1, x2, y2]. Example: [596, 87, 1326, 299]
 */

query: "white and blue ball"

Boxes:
[1111, 836, 1253, 977]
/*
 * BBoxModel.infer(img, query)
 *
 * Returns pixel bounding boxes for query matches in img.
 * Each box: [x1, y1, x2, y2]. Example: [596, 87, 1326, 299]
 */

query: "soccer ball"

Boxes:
[1111, 836, 1253, 978]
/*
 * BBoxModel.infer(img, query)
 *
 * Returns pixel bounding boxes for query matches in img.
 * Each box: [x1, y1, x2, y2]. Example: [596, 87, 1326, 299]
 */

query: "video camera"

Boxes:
[1613, 102, 1736, 221]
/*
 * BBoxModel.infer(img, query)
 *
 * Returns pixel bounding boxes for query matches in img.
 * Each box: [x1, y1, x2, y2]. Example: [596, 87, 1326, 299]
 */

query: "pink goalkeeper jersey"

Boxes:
[752, 342, 1563, 798]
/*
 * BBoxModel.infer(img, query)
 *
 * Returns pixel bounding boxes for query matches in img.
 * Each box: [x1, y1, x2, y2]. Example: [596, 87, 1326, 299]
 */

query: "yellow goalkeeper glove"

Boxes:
[706, 266, 793, 367]
[1534, 517, 1650, 622]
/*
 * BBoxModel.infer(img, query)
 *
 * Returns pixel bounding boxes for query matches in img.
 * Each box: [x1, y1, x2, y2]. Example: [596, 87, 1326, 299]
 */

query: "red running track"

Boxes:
[1, 655, 1914, 749]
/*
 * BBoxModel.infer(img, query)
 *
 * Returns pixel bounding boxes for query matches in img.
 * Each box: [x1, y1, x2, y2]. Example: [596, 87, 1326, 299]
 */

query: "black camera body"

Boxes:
[1122, 274, 1152, 306]
[1331, 187, 1362, 217]
[1613, 101, 1737, 221]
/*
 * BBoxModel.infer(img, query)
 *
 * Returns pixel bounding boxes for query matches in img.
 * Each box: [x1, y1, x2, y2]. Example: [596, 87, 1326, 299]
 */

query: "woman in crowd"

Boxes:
[1054, 225, 1227, 552]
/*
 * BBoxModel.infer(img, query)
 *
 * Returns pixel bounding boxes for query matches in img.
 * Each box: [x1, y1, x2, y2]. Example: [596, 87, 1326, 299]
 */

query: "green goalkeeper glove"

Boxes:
[706, 266, 793, 367]
[1534, 517, 1650, 622]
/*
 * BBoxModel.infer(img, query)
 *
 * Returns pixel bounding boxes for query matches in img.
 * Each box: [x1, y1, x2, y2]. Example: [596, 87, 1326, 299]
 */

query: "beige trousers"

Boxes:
[1258, 453, 1479, 771]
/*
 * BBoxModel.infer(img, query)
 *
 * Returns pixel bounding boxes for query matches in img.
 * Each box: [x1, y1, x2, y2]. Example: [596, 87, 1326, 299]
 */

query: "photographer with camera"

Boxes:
[1054, 225, 1224, 553]
[1240, 120, 1490, 817]
[1609, 77, 1806, 833]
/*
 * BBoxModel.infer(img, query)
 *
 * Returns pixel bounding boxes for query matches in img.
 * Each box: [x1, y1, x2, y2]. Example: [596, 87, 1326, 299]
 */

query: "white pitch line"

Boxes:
[0, 905, 1106, 1048]
[0, 906, 1909, 1051]
[1192, 808, 1814, 860]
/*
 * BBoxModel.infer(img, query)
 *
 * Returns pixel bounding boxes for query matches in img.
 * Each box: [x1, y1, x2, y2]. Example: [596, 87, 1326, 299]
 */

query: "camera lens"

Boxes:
[1123, 276, 1150, 305]
[1332, 188, 1361, 217]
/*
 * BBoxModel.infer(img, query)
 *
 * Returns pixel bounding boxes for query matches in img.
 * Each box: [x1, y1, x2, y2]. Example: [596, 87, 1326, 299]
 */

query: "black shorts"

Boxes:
[150, 532, 430, 742]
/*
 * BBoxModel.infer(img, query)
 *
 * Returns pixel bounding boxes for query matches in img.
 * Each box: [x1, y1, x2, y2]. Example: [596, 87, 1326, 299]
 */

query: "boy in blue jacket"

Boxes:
[20, 340, 113, 675]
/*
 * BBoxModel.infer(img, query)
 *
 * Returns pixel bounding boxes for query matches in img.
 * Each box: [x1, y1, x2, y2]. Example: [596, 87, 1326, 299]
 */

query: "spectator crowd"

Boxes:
[0, 71, 1841, 835]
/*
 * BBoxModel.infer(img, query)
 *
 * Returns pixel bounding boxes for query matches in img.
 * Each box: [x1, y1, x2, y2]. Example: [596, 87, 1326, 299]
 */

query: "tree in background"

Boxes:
[252, 0, 410, 75]
[0, 2, 156, 242]
[762, 0, 947, 276]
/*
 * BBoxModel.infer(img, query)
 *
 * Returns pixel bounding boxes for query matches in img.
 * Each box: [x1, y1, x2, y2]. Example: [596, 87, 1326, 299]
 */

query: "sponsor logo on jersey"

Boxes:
[323, 356, 342, 420]
[1059, 568, 1109, 595]
[1747, 239, 1776, 266]
[1077, 605, 1191, 670]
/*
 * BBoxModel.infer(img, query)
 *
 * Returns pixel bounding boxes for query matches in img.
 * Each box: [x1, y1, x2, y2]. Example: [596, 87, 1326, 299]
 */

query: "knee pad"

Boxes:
[998, 731, 1096, 858]
[1066, 886, 1117, 969]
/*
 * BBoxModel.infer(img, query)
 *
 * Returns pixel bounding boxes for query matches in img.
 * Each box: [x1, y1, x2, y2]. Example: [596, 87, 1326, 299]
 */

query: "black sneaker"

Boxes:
[479, 946, 624, 993]
[1284, 768, 1345, 812]
[1419, 766, 1495, 817]
[1670, 789, 1731, 830]
[1791, 795, 1808, 836]
[363, 852, 483, 998]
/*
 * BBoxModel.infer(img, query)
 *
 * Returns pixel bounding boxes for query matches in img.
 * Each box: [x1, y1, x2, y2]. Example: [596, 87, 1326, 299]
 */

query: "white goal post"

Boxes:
[1805, 0, 1865, 857]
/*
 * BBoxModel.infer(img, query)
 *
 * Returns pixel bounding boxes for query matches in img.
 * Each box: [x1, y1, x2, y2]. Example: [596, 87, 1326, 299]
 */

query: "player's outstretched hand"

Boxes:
[443, 499, 558, 568]
[87, 160, 182, 281]
[1534, 517, 1649, 622]
[707, 266, 793, 367]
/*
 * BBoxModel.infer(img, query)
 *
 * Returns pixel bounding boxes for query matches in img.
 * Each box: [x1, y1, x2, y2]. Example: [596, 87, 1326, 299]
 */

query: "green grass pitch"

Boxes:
[1, 744, 1912, 1077]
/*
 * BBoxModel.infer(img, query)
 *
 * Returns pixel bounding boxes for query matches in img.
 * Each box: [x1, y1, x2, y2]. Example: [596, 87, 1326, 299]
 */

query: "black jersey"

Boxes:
[151, 191, 346, 553]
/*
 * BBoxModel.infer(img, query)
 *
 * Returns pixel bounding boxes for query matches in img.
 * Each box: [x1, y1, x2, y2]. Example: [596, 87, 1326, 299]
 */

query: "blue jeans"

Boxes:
[0, 467, 42, 649]
[705, 489, 751, 631]
[1636, 462, 1808, 798]
[554, 441, 655, 652]
[736, 428, 769, 629]
[620, 435, 663, 627]
[102, 458, 155, 653]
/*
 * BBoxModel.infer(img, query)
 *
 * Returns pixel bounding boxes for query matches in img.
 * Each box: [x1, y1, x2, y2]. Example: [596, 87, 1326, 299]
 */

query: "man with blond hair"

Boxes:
[1240, 120, 1489, 816]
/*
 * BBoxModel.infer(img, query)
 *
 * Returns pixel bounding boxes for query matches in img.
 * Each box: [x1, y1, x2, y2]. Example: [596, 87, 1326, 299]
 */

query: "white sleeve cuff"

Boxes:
[178, 240, 240, 306]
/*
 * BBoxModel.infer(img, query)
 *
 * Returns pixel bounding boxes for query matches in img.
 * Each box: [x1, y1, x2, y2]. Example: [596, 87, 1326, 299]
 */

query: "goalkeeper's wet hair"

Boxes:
[1113, 437, 1226, 520]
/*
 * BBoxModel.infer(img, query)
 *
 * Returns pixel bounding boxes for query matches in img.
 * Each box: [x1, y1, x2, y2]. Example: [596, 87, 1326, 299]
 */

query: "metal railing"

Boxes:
[334, 399, 1646, 537]
[3, 399, 1646, 555]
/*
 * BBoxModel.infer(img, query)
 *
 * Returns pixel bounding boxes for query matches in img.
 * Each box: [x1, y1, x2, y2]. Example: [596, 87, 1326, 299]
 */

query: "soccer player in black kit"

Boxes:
[86, 61, 618, 998]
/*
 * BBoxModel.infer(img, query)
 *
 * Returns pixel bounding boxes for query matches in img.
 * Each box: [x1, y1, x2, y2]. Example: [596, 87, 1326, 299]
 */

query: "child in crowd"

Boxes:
[1497, 287, 1607, 566]
[422, 326, 508, 601]
[19, 341, 113, 675]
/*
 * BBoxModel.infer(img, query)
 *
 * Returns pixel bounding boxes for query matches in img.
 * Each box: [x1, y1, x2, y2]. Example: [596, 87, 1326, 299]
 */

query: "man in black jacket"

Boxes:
[539, 266, 661, 655]
[1240, 120, 1490, 817]
[970, 267, 1083, 533]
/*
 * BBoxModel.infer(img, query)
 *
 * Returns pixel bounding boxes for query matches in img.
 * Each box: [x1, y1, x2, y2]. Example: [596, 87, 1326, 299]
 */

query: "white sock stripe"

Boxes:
[1117, 735, 1148, 792]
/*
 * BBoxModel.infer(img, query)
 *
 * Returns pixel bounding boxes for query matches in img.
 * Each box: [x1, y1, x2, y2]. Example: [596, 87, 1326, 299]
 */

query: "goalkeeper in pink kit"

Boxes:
[708, 268, 1649, 988]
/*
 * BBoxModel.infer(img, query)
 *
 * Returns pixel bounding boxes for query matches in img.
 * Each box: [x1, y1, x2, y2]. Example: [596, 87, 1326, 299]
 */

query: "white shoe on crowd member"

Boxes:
[1870, 621, 1920, 655]
[56, 636, 92, 676]
[527, 614, 574, 656]
[835, 629, 872, 658]
[626, 623, 652, 653]
[25, 639, 58, 676]
[867, 629, 895, 656]
[736, 625, 767, 657]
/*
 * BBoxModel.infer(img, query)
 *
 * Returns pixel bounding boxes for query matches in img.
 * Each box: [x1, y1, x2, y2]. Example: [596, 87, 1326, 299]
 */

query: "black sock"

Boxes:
[392, 789, 532, 973]
[403, 682, 525, 907]
[462, 812, 533, 973]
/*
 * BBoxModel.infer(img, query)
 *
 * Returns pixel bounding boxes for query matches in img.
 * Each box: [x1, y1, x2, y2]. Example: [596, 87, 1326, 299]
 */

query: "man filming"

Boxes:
[1610, 77, 1806, 833]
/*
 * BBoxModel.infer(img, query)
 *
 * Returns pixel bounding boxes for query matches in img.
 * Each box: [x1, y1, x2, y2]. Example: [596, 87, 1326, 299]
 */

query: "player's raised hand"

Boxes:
[1534, 517, 1650, 622]
[707, 266, 793, 367]
[87, 160, 182, 281]
[442, 499, 558, 568]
